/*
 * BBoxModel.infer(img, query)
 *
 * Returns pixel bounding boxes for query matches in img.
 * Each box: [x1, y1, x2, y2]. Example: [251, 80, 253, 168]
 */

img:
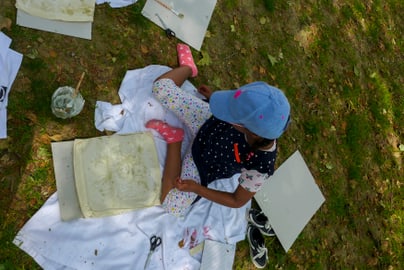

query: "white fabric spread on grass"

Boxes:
[13, 65, 249, 270]
[0, 32, 23, 139]
[15, 0, 96, 22]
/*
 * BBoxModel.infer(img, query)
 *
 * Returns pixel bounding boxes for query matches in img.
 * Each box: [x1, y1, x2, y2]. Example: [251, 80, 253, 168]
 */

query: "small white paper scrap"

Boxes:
[200, 240, 236, 270]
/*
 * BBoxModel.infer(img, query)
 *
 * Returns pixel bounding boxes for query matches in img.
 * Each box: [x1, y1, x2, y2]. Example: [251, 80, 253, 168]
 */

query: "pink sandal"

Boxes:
[177, 43, 198, 77]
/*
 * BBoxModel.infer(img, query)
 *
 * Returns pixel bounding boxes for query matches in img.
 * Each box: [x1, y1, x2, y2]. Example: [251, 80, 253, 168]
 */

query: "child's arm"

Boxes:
[197, 85, 213, 100]
[175, 179, 254, 208]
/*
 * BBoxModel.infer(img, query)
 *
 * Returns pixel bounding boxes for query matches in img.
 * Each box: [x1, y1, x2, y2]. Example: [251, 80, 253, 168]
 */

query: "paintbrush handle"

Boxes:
[154, 0, 183, 17]
[73, 72, 85, 98]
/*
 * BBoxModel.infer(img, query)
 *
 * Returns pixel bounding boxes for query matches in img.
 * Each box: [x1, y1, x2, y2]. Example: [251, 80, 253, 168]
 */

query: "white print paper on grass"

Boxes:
[16, 0, 96, 22]
[254, 150, 325, 252]
[73, 132, 162, 218]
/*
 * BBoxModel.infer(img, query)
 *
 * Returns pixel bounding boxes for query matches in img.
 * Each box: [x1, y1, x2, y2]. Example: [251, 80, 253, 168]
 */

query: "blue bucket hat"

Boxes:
[209, 82, 290, 139]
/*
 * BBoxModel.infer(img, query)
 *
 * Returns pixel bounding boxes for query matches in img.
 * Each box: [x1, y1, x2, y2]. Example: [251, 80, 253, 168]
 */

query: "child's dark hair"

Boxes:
[249, 138, 275, 153]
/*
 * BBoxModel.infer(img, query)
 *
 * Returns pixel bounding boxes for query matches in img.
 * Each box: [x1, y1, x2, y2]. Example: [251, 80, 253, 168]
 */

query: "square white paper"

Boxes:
[142, 0, 217, 51]
[254, 150, 325, 252]
[16, 10, 93, 40]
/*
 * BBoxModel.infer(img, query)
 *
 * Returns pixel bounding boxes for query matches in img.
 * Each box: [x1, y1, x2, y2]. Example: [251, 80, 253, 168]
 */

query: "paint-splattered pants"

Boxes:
[152, 78, 212, 217]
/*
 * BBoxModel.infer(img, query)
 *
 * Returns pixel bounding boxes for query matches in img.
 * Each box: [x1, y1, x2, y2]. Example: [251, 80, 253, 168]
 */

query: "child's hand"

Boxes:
[175, 178, 199, 192]
[197, 85, 213, 99]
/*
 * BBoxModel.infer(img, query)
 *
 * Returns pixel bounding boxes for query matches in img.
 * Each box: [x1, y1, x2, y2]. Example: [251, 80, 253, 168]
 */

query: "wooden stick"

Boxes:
[73, 72, 85, 98]
[154, 0, 184, 18]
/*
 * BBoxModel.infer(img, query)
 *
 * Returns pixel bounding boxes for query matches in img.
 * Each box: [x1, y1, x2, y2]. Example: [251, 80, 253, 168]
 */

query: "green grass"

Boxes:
[0, 0, 403, 269]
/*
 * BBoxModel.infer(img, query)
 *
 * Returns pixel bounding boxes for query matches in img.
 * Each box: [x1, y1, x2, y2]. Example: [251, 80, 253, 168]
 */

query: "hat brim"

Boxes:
[209, 90, 239, 124]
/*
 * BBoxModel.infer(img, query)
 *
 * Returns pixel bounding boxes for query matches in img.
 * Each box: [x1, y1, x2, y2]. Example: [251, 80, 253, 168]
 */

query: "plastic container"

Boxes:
[51, 86, 85, 119]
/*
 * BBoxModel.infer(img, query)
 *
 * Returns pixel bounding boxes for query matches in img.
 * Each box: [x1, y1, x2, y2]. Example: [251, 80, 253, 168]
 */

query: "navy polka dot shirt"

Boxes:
[192, 116, 277, 188]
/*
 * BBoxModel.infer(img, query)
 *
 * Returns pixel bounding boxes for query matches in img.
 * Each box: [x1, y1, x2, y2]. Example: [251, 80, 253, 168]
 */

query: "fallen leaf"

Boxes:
[212, 77, 222, 88]
[267, 54, 278, 66]
[341, 121, 347, 131]
[232, 15, 238, 25]
[230, 24, 236, 32]
[294, 24, 319, 52]
[325, 162, 334, 170]
[49, 50, 57, 58]
[0, 15, 12, 30]
[50, 134, 64, 142]
[39, 134, 51, 144]
[197, 51, 211, 66]
[260, 17, 266, 25]
[354, 65, 360, 76]
[26, 49, 39, 60]
[25, 111, 38, 124]
[140, 44, 149, 54]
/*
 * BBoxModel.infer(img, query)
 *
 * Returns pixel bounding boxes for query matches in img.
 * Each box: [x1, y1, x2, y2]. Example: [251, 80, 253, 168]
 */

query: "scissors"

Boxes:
[155, 13, 176, 39]
[144, 235, 162, 269]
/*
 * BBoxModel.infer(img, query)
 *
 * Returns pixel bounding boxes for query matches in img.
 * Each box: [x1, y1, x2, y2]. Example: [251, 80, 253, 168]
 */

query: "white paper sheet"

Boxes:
[16, 0, 96, 22]
[51, 141, 83, 221]
[73, 132, 162, 218]
[142, 0, 217, 51]
[200, 240, 236, 270]
[254, 150, 325, 252]
[16, 10, 93, 40]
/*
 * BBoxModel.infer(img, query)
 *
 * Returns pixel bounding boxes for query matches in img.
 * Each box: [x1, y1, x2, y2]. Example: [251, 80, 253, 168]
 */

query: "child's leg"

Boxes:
[148, 45, 205, 213]
[162, 151, 200, 217]
[155, 65, 193, 87]
[163, 187, 198, 217]
[152, 78, 211, 136]
[160, 141, 182, 202]
[145, 116, 202, 215]
[145, 120, 184, 202]
[152, 45, 209, 134]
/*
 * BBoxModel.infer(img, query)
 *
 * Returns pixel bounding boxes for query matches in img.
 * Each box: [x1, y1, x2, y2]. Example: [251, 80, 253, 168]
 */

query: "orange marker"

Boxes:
[234, 143, 241, 163]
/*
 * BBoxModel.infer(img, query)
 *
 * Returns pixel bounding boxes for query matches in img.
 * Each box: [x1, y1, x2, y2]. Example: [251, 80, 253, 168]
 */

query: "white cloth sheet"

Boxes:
[14, 65, 249, 269]
[0, 32, 23, 139]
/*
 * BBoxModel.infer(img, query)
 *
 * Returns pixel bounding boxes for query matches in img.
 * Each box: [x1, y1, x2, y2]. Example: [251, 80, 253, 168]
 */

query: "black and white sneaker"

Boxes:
[246, 208, 275, 236]
[247, 223, 268, 269]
